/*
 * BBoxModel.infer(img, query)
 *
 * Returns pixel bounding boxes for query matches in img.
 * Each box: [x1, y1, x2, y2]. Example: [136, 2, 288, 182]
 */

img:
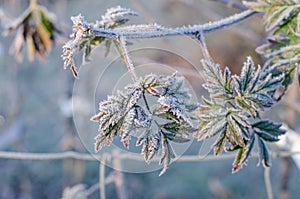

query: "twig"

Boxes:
[90, 10, 256, 39]
[99, 157, 106, 199]
[1, 150, 300, 161]
[264, 167, 274, 199]
[172, 0, 262, 43]
[0, 151, 96, 161]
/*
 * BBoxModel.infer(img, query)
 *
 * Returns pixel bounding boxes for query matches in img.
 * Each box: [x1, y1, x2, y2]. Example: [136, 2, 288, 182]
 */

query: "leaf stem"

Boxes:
[195, 31, 212, 61]
[264, 167, 274, 199]
[142, 91, 151, 112]
[117, 36, 138, 82]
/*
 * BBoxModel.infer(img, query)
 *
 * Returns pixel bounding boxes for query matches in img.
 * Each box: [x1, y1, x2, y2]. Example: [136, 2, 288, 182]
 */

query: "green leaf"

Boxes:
[212, 125, 227, 155]
[99, 6, 138, 29]
[233, 57, 284, 117]
[257, 136, 272, 167]
[137, 130, 161, 163]
[201, 60, 234, 100]
[232, 133, 255, 173]
[83, 43, 92, 63]
[198, 56, 286, 172]
[92, 86, 142, 152]
[227, 114, 246, 147]
[243, 1, 270, 12]
[245, 0, 300, 91]
[232, 145, 247, 173]
[92, 73, 198, 175]
[253, 120, 285, 142]
[237, 56, 255, 93]
[163, 121, 195, 142]
[161, 128, 190, 143]
[159, 134, 176, 176]
[104, 39, 112, 57]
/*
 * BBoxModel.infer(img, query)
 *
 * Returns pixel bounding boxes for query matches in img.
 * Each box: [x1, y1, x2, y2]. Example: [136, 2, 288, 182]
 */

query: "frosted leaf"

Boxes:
[92, 73, 199, 175]
[244, 0, 300, 91]
[62, 7, 138, 77]
[137, 130, 161, 163]
[159, 134, 176, 176]
[232, 57, 284, 117]
[120, 108, 136, 148]
[198, 56, 286, 172]
[134, 106, 152, 128]
[98, 6, 138, 28]
[92, 86, 142, 152]
[202, 60, 234, 100]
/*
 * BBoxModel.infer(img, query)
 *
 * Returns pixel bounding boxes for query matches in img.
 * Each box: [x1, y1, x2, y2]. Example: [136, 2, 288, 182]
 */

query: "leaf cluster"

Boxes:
[91, 73, 199, 175]
[244, 0, 300, 90]
[62, 6, 138, 78]
[3, 4, 60, 62]
[196, 57, 285, 172]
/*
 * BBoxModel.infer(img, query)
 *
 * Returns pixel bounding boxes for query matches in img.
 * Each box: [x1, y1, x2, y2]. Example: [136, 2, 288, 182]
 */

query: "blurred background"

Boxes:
[0, 0, 299, 198]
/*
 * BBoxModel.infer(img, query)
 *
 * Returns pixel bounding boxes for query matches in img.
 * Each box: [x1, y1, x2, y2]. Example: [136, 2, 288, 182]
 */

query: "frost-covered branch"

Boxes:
[62, 8, 256, 77]
[1, 150, 300, 161]
[87, 10, 256, 39]
[60, 1, 299, 176]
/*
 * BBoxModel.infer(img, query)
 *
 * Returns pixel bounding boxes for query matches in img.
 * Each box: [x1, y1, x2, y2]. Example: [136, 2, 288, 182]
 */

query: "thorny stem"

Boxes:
[117, 36, 138, 82]
[90, 10, 256, 39]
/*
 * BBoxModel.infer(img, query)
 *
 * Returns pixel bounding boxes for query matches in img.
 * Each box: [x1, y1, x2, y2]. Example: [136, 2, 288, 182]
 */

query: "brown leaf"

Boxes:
[36, 22, 52, 52]
[26, 35, 35, 61]
[71, 63, 79, 78]
[10, 27, 24, 62]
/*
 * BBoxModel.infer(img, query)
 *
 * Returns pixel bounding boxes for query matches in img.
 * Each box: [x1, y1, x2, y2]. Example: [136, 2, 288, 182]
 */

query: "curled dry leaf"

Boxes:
[3, 4, 61, 62]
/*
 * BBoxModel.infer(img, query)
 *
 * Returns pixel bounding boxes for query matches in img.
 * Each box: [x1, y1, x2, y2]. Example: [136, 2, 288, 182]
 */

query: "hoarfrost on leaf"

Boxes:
[197, 56, 286, 172]
[92, 72, 199, 175]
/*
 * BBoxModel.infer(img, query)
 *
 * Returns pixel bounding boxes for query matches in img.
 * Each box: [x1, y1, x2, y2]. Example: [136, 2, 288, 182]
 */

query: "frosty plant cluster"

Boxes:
[60, 1, 300, 175]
